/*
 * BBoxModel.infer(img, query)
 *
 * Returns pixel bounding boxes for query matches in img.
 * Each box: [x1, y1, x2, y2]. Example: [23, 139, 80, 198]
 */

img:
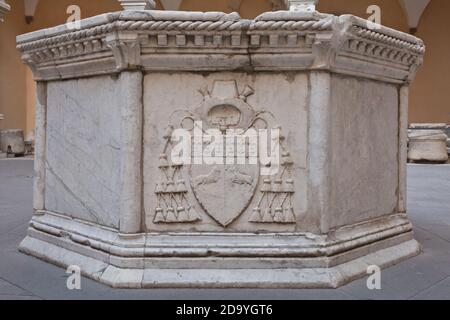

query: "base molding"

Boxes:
[19, 236, 421, 288]
[18, 211, 421, 288]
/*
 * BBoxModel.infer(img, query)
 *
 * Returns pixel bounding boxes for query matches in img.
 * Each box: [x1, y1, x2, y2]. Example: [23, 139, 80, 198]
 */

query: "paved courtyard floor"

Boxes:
[0, 159, 449, 300]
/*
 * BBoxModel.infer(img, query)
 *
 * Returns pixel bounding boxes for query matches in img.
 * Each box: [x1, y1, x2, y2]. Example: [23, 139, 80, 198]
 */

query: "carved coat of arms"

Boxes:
[153, 80, 296, 227]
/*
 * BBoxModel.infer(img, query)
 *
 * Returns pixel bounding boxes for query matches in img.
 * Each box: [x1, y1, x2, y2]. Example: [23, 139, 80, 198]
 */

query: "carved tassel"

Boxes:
[176, 180, 188, 193]
[261, 179, 272, 192]
[274, 207, 284, 223]
[155, 182, 166, 194]
[262, 208, 273, 223]
[166, 181, 176, 193]
[249, 208, 262, 222]
[281, 151, 293, 165]
[273, 179, 283, 192]
[187, 207, 201, 222]
[177, 206, 187, 222]
[159, 154, 170, 168]
[284, 207, 296, 223]
[284, 179, 295, 193]
[154, 208, 165, 223]
[165, 208, 177, 222]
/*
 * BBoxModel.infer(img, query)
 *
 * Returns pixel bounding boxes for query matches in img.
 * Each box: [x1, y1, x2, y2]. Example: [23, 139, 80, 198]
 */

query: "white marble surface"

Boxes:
[143, 72, 309, 233]
[45, 76, 123, 228]
[329, 75, 399, 228]
[33, 82, 47, 212]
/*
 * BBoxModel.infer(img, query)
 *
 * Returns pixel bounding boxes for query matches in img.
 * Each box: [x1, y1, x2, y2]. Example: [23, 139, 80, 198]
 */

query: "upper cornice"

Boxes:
[17, 10, 425, 83]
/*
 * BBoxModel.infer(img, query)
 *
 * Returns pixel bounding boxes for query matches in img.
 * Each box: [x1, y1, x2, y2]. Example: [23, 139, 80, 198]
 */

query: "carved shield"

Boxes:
[190, 163, 259, 227]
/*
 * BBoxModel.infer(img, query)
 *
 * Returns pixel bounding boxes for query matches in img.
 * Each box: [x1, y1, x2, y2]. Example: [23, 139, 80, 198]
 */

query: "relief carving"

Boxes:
[153, 80, 297, 226]
[249, 149, 296, 224]
[154, 136, 202, 224]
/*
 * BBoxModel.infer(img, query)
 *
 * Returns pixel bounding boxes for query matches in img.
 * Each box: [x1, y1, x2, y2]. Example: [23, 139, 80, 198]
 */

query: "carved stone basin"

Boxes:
[408, 123, 449, 163]
[17, 9, 425, 288]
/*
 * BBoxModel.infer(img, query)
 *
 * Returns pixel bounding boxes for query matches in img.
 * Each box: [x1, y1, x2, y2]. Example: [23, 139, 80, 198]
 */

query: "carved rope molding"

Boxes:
[17, 19, 421, 54]
[249, 17, 333, 31]
[17, 17, 335, 51]
[17, 11, 425, 82]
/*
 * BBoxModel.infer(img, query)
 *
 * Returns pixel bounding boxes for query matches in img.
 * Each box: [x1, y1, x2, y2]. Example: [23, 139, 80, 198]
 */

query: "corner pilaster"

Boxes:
[308, 71, 332, 234]
[33, 82, 47, 214]
[119, 71, 143, 234]
[398, 85, 409, 213]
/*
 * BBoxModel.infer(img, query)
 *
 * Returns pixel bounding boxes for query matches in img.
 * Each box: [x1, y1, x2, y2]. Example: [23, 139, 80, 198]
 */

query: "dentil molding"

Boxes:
[17, 9, 424, 83]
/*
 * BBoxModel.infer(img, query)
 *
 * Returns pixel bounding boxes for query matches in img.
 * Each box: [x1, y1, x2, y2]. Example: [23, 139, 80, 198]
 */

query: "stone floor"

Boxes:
[0, 159, 449, 300]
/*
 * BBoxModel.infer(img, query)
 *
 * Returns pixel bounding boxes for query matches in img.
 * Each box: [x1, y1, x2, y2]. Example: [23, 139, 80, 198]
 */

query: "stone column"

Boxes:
[33, 82, 47, 214]
[308, 71, 331, 234]
[398, 85, 409, 213]
[119, 71, 143, 234]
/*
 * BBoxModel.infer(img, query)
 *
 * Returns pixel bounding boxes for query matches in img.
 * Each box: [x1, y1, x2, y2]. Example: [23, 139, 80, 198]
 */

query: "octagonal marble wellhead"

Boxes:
[16, 6, 425, 288]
